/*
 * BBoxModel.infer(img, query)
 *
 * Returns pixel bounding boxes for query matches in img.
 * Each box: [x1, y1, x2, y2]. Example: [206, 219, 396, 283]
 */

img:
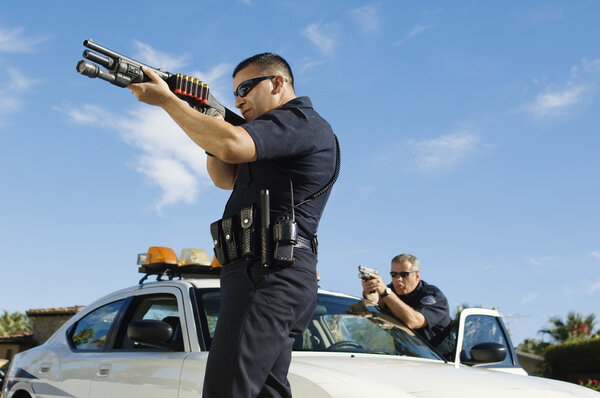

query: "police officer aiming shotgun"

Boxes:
[119, 48, 339, 398]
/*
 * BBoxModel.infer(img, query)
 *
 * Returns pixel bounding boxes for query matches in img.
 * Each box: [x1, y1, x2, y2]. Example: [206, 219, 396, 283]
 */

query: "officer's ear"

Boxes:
[271, 75, 286, 94]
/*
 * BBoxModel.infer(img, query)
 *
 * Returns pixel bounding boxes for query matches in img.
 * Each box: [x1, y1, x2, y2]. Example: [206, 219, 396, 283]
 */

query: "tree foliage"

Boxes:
[540, 311, 597, 343]
[518, 311, 598, 355]
[517, 338, 549, 355]
[0, 310, 32, 335]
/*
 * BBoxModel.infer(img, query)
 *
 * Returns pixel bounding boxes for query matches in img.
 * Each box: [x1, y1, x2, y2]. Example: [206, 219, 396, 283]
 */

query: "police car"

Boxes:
[3, 247, 597, 398]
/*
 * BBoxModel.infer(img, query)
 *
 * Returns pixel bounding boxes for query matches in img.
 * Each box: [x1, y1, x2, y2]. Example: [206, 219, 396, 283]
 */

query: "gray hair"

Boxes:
[391, 253, 420, 271]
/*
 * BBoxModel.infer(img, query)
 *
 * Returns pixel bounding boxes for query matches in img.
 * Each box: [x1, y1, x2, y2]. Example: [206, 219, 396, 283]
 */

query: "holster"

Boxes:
[240, 204, 257, 258]
[272, 217, 298, 266]
[211, 205, 258, 266]
[210, 220, 228, 266]
[221, 217, 239, 262]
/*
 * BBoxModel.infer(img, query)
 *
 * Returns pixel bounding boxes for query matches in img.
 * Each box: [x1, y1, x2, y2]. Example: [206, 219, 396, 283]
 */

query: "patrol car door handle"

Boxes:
[40, 363, 51, 374]
[98, 364, 111, 377]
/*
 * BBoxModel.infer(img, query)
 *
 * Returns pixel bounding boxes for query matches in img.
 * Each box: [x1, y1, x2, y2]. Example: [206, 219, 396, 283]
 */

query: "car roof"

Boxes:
[86, 274, 360, 310]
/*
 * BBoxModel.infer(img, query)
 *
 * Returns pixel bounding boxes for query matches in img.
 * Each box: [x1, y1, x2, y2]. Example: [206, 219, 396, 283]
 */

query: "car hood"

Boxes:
[288, 352, 596, 398]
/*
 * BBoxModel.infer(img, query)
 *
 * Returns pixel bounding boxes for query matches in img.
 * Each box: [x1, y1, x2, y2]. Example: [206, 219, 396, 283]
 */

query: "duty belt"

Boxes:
[295, 235, 318, 255]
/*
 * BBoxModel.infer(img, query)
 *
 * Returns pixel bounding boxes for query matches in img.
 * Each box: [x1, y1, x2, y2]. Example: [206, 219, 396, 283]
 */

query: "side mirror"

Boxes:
[461, 342, 507, 365]
[127, 319, 181, 350]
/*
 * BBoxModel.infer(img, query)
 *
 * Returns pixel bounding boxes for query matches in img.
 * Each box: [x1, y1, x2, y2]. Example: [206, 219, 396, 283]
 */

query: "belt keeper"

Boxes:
[311, 236, 318, 255]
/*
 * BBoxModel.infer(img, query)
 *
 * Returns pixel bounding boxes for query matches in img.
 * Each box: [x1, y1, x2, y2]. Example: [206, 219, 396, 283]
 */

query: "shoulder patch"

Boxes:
[420, 295, 436, 305]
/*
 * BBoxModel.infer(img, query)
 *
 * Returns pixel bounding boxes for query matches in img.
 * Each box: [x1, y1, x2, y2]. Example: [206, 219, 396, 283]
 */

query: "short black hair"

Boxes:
[233, 52, 294, 88]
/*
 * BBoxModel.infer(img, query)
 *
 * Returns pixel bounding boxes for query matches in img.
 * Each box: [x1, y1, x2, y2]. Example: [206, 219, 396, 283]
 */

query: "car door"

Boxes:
[89, 287, 190, 398]
[38, 299, 128, 398]
[454, 307, 527, 375]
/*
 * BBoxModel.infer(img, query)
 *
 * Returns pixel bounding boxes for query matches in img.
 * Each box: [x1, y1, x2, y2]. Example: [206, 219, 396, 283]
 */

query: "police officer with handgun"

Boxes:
[360, 254, 453, 358]
[129, 53, 338, 398]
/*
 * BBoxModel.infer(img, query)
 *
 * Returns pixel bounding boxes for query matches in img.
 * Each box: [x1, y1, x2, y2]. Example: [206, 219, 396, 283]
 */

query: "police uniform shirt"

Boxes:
[387, 280, 451, 346]
[223, 96, 336, 238]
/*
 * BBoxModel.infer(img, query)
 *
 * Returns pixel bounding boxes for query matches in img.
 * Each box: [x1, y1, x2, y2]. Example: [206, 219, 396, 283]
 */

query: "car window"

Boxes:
[69, 300, 125, 350]
[195, 289, 441, 360]
[196, 290, 220, 343]
[461, 314, 513, 367]
[116, 293, 183, 351]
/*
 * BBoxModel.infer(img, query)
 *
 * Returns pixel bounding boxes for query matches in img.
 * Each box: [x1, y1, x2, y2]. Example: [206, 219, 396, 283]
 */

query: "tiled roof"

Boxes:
[26, 306, 85, 316]
[0, 331, 34, 342]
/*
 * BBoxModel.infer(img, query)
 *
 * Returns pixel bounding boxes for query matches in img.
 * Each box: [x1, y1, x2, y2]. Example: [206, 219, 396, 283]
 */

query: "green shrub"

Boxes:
[544, 338, 600, 383]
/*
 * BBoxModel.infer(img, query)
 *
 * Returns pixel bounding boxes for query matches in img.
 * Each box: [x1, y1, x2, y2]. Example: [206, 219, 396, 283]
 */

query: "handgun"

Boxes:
[358, 265, 378, 280]
[358, 265, 378, 294]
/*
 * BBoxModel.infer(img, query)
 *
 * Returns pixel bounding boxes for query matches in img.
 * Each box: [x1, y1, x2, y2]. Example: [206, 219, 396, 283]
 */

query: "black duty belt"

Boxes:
[295, 236, 318, 255]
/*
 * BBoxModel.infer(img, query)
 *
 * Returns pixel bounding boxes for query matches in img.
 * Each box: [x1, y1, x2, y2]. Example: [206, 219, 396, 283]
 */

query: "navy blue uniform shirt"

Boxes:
[223, 96, 336, 238]
[386, 280, 452, 346]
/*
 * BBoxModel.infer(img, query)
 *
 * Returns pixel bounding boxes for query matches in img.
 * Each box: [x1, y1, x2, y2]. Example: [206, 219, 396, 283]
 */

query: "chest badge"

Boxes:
[421, 295, 436, 305]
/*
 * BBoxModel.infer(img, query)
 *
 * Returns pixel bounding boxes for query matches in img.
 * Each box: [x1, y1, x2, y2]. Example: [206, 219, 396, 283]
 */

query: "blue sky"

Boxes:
[1, 1, 599, 346]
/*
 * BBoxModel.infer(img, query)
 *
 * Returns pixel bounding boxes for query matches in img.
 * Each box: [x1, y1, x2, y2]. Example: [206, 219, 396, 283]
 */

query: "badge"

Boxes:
[421, 295, 436, 305]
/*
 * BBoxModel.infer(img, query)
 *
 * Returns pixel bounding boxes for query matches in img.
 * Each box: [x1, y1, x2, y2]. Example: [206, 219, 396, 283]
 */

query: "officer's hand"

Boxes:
[128, 66, 176, 107]
[362, 273, 384, 295]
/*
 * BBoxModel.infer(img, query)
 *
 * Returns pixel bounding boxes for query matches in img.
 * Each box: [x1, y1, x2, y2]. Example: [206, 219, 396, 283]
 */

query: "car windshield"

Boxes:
[195, 289, 441, 360]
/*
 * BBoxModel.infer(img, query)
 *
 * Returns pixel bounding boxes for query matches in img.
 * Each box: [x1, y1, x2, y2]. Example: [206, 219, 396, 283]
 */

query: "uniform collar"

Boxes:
[281, 96, 312, 109]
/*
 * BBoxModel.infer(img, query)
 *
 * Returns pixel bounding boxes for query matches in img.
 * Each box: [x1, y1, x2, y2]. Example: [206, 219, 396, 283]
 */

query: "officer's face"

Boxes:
[390, 260, 420, 296]
[233, 64, 278, 122]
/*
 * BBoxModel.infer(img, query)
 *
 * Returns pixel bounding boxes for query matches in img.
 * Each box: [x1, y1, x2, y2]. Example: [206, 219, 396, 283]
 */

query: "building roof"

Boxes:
[0, 331, 35, 343]
[26, 306, 85, 316]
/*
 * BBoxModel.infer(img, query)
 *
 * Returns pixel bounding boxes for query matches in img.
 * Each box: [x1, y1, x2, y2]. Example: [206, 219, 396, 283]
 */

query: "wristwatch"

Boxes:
[381, 287, 392, 298]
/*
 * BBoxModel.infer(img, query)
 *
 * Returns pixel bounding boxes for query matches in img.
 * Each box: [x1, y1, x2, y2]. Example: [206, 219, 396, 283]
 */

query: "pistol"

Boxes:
[358, 265, 378, 281]
[75, 39, 245, 126]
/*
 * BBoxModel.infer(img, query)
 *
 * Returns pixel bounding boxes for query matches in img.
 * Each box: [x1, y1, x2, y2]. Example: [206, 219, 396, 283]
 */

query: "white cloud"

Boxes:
[528, 85, 587, 117]
[61, 104, 210, 211]
[136, 154, 200, 210]
[63, 104, 113, 124]
[528, 5, 565, 24]
[0, 96, 20, 114]
[7, 67, 38, 90]
[191, 63, 235, 109]
[394, 24, 434, 46]
[302, 22, 337, 56]
[528, 255, 555, 266]
[582, 58, 600, 73]
[521, 293, 539, 304]
[359, 185, 375, 194]
[298, 58, 325, 75]
[350, 5, 380, 34]
[0, 27, 45, 53]
[408, 129, 480, 172]
[587, 280, 600, 295]
[0, 67, 36, 115]
[524, 57, 600, 118]
[590, 250, 600, 260]
[133, 41, 191, 72]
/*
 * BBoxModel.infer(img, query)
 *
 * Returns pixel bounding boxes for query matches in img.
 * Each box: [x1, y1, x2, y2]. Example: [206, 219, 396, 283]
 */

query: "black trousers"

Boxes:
[203, 249, 318, 398]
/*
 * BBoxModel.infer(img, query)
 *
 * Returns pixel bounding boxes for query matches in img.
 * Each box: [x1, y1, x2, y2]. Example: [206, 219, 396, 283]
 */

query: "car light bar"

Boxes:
[138, 246, 221, 284]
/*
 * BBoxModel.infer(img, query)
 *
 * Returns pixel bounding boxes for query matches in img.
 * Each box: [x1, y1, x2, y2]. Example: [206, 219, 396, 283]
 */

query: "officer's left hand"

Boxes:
[362, 273, 386, 296]
[128, 66, 177, 107]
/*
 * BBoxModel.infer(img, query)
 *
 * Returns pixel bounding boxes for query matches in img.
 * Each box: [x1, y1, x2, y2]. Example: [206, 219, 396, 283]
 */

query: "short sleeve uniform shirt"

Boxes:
[223, 96, 336, 238]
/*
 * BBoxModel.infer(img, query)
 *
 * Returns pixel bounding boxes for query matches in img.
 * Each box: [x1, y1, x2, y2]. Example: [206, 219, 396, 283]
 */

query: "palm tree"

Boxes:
[0, 310, 32, 335]
[539, 311, 596, 343]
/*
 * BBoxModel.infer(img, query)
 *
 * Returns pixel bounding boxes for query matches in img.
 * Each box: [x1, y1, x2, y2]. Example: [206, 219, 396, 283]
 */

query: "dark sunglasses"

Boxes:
[390, 271, 417, 278]
[234, 75, 276, 98]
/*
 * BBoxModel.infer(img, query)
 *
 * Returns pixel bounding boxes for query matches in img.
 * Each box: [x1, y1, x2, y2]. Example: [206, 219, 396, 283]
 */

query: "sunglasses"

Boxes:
[390, 271, 417, 278]
[234, 75, 276, 98]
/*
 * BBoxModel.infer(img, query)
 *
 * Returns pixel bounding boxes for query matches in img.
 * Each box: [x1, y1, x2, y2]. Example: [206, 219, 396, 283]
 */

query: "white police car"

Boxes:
[3, 247, 597, 398]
